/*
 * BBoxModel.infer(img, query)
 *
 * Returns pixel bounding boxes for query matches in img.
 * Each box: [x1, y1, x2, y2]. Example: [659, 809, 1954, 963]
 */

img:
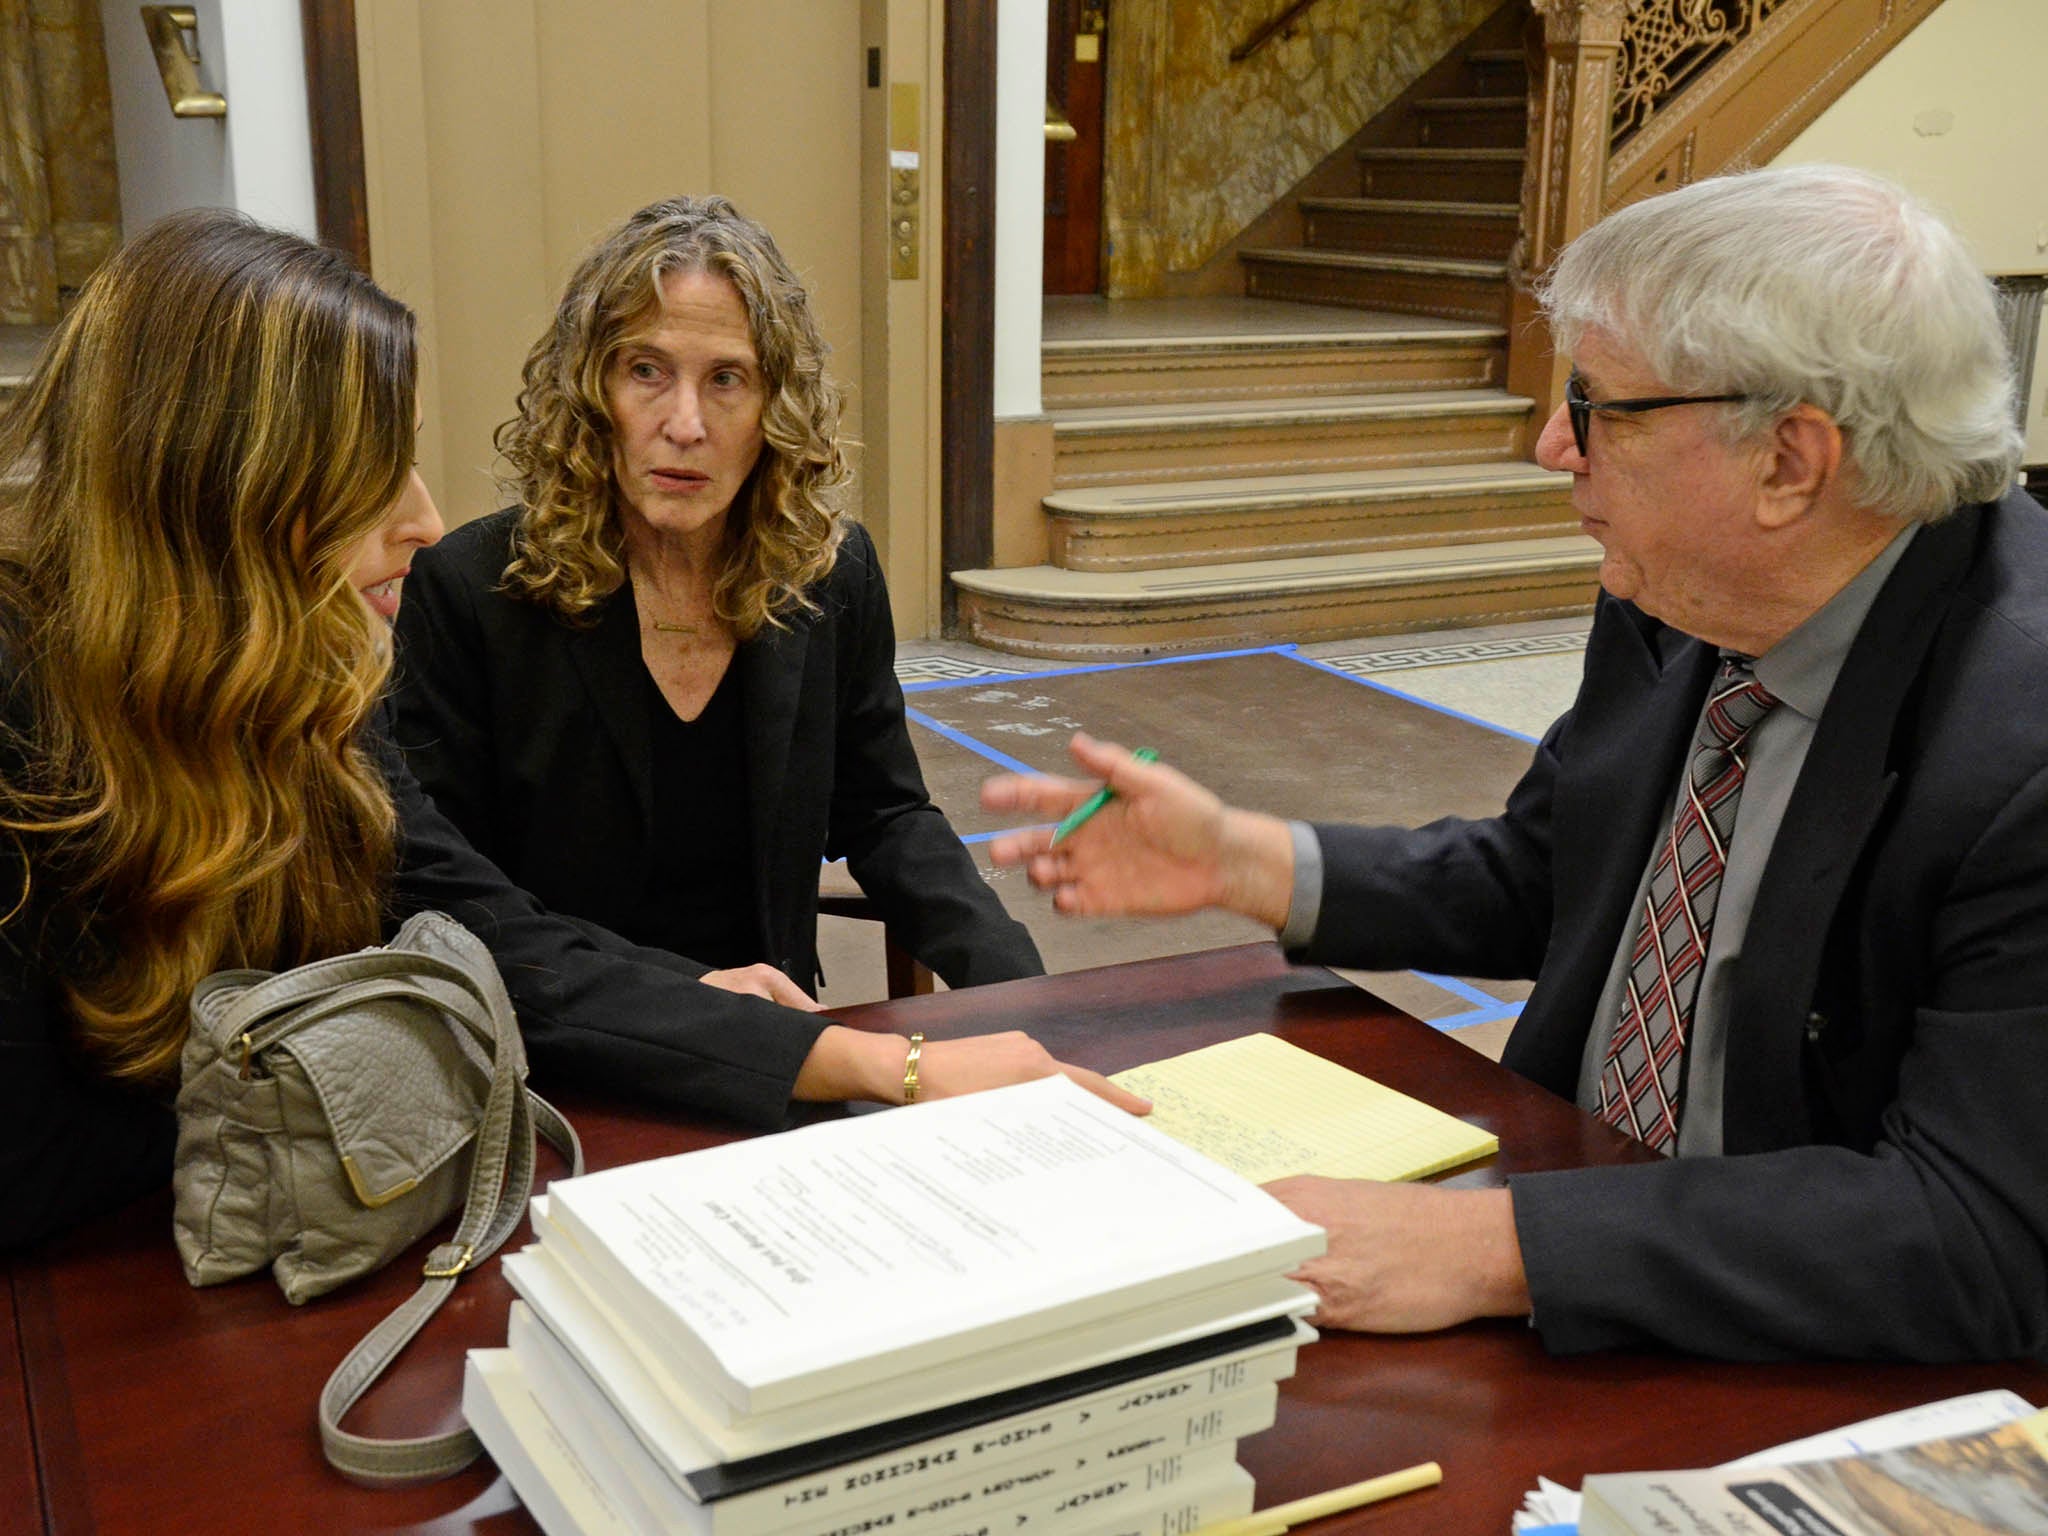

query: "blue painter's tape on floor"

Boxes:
[1413, 969, 1510, 1009]
[1427, 1000, 1525, 1033]
[957, 825, 1045, 846]
[1277, 644, 1542, 745]
[904, 706, 1040, 774]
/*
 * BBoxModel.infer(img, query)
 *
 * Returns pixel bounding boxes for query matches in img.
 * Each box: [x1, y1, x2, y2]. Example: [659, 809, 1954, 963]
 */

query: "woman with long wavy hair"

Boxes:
[390, 196, 1045, 1026]
[0, 210, 1137, 1250]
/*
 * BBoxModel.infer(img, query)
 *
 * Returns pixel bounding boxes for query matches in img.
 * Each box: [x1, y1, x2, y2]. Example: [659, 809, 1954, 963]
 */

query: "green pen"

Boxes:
[1048, 747, 1157, 846]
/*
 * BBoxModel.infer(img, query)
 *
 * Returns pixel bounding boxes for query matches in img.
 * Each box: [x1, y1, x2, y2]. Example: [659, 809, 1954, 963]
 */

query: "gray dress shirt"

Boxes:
[1282, 528, 1917, 1155]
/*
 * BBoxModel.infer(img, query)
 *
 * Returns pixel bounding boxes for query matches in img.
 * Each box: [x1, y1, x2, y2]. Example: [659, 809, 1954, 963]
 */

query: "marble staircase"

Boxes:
[954, 33, 1599, 659]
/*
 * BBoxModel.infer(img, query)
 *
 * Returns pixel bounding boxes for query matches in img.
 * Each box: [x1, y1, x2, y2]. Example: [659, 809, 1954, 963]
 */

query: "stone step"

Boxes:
[1240, 248, 1509, 325]
[1410, 95, 1528, 149]
[952, 534, 1604, 659]
[1041, 311, 1506, 409]
[1356, 146, 1523, 202]
[1043, 461, 1575, 572]
[1048, 389, 1535, 489]
[1466, 48, 1528, 95]
[1, 324, 50, 409]
[1299, 197, 1518, 261]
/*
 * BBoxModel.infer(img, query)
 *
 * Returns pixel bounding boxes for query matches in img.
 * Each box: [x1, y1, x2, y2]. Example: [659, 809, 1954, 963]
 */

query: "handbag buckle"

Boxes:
[422, 1243, 474, 1280]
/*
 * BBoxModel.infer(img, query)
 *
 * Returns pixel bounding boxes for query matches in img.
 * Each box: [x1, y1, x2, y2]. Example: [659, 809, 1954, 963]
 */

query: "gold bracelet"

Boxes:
[903, 1032, 925, 1105]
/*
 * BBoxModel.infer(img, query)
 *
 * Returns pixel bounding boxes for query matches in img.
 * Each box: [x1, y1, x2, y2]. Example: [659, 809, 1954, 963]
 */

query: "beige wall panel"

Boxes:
[917, 0, 944, 636]
[359, 0, 877, 545]
[1776, 0, 2048, 461]
[859, 0, 940, 639]
[706, 0, 865, 468]
[355, 0, 446, 494]
[859, 0, 890, 575]
[534, 0, 711, 278]
[417, 0, 552, 520]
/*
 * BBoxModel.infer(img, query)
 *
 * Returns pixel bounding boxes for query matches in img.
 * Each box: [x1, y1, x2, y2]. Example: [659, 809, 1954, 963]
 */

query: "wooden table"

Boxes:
[11, 944, 2047, 1535]
[2, 1262, 39, 1536]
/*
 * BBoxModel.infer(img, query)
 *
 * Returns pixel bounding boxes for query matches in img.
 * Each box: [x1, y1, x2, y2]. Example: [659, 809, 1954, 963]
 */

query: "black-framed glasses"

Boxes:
[1565, 371, 1752, 457]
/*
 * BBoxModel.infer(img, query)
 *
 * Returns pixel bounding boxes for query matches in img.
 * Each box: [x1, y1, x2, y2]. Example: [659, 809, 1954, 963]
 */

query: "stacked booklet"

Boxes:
[1578, 1397, 2048, 1536]
[465, 1074, 1327, 1536]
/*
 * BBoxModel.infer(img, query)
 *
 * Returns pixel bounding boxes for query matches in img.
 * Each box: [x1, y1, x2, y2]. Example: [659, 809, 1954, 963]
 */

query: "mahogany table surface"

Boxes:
[12, 943, 2048, 1535]
[2, 1262, 37, 1536]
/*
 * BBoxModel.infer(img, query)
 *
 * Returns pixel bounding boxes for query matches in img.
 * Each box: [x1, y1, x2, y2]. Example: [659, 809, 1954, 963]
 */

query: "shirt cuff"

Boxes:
[1277, 820, 1323, 952]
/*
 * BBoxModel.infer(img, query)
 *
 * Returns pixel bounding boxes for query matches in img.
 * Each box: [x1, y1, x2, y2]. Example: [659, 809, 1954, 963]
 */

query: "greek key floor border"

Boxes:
[891, 630, 1589, 687]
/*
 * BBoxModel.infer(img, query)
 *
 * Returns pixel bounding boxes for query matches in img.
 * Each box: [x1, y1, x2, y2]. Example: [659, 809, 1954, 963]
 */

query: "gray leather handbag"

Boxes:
[172, 910, 582, 1485]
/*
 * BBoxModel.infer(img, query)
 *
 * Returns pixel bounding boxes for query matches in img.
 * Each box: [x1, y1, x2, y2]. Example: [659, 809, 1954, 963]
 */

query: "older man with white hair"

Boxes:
[983, 164, 2048, 1362]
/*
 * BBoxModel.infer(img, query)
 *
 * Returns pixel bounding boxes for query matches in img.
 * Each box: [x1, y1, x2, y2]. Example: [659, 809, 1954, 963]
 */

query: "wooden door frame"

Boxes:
[300, 0, 371, 269]
[940, 0, 997, 629]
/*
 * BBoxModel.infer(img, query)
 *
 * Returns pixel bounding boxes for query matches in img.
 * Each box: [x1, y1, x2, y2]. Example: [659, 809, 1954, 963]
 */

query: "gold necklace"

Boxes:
[634, 567, 702, 635]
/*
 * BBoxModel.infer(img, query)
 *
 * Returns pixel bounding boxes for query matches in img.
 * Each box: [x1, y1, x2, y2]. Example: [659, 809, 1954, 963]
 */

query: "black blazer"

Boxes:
[1299, 489, 2048, 1362]
[390, 511, 1041, 995]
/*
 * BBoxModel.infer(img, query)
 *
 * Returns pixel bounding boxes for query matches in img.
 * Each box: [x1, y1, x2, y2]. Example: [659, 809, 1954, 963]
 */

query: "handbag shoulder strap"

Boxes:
[316, 1086, 580, 1484]
[298, 919, 584, 1484]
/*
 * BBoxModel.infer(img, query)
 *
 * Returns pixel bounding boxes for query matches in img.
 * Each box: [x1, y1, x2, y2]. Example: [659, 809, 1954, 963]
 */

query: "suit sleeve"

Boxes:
[1511, 759, 2048, 1361]
[1296, 709, 1565, 980]
[823, 527, 1044, 988]
[381, 729, 827, 1125]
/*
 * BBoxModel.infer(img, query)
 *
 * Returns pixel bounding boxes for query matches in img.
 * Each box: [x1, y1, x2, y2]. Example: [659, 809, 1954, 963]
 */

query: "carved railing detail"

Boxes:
[1604, 0, 1941, 209]
[1611, 0, 1790, 147]
[1504, 0, 1943, 443]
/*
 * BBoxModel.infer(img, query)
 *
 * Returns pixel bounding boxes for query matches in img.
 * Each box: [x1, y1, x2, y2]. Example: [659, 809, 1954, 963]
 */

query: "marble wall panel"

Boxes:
[30, 0, 119, 297]
[1104, 0, 1499, 295]
[1, 0, 59, 322]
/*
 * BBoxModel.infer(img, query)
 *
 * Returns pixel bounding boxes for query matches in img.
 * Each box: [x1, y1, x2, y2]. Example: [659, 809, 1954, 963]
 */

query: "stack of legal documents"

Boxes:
[465, 1074, 1326, 1536]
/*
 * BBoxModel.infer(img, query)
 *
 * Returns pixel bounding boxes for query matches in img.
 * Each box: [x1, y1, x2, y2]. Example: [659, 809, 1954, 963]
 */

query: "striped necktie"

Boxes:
[1598, 658, 1780, 1153]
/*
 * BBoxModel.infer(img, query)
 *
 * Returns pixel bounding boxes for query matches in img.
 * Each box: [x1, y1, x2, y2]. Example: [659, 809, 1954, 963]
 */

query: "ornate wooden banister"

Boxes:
[1611, 0, 1790, 150]
[1504, 0, 1946, 447]
[1604, 0, 1941, 214]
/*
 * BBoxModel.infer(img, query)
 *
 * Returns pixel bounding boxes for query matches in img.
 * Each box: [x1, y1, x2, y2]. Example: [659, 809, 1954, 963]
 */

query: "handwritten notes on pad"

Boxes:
[1111, 1034, 1497, 1183]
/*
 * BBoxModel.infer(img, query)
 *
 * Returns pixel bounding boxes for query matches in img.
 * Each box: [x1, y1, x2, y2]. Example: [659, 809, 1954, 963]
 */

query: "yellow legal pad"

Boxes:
[1110, 1033, 1498, 1183]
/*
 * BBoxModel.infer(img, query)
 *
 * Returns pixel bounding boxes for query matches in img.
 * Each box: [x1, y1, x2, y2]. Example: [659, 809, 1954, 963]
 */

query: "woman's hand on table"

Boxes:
[792, 1024, 1150, 1115]
[700, 963, 823, 1010]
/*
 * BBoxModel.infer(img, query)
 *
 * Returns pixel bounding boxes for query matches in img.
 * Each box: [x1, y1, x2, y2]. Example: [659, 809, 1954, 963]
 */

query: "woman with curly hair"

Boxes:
[0, 209, 1133, 1250]
[391, 196, 1044, 1014]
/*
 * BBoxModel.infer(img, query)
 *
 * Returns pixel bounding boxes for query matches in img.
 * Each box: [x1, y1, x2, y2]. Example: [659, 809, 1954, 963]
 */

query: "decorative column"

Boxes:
[1505, 0, 1633, 445]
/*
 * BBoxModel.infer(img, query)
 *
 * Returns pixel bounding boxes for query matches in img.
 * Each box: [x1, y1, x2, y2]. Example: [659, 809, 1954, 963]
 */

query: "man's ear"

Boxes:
[1755, 404, 1843, 529]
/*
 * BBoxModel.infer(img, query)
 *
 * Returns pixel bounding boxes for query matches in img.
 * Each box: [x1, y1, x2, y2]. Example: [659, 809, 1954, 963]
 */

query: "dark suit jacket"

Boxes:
[390, 510, 1041, 994]
[1297, 488, 2048, 1361]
